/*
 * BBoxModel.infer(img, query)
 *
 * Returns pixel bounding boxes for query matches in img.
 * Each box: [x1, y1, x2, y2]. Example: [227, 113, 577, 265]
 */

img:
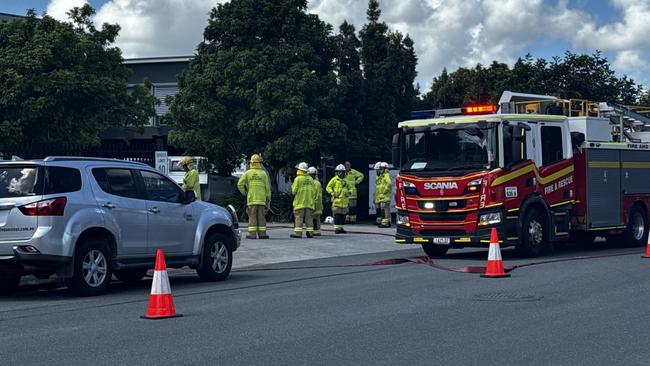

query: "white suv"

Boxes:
[0, 157, 240, 296]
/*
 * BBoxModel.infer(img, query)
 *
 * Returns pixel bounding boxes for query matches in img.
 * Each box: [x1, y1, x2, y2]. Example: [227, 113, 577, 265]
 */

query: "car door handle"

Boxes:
[102, 202, 116, 209]
[148, 207, 161, 214]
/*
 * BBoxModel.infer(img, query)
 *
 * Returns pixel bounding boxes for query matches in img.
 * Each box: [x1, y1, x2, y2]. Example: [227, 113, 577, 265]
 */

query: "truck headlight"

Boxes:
[397, 212, 410, 226]
[478, 212, 502, 226]
[465, 178, 482, 194]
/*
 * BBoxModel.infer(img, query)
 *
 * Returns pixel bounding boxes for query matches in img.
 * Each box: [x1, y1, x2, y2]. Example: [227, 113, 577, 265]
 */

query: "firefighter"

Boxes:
[237, 154, 272, 239]
[291, 162, 316, 238]
[326, 164, 349, 234]
[308, 166, 323, 236]
[180, 156, 202, 201]
[376, 162, 393, 228]
[343, 161, 364, 224]
[372, 162, 382, 225]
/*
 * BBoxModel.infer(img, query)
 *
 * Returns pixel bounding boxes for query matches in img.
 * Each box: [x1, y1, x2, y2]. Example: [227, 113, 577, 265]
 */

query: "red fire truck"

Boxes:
[393, 91, 650, 257]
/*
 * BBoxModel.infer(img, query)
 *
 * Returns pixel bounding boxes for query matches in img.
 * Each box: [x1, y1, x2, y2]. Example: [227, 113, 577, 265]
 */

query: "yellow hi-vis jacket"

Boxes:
[183, 168, 202, 201]
[237, 167, 272, 206]
[326, 175, 349, 208]
[291, 171, 316, 210]
[313, 179, 323, 215]
[343, 168, 364, 199]
[376, 171, 392, 203]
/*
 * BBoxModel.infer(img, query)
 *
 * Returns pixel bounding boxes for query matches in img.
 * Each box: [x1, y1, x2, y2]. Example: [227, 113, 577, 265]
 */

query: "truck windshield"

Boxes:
[400, 123, 498, 173]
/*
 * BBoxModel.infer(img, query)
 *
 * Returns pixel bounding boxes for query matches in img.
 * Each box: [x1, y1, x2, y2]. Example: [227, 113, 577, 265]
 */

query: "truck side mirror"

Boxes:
[391, 133, 400, 167]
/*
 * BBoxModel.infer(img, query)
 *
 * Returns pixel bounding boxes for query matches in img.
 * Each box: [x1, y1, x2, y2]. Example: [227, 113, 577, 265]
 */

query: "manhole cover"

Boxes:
[473, 292, 543, 302]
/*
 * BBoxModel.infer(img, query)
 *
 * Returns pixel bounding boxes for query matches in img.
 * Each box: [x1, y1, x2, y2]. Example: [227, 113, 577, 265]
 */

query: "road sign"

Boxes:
[155, 151, 168, 174]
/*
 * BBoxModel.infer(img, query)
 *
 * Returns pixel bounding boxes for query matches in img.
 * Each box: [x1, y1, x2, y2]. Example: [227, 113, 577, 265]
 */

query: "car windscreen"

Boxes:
[0, 166, 43, 198]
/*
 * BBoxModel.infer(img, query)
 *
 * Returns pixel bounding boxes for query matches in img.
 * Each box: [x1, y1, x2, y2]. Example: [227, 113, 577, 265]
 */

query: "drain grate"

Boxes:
[473, 292, 543, 302]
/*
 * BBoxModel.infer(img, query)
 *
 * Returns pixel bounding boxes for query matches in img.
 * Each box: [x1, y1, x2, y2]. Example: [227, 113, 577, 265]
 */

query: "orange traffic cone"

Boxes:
[481, 228, 510, 278]
[642, 232, 650, 258]
[141, 249, 182, 319]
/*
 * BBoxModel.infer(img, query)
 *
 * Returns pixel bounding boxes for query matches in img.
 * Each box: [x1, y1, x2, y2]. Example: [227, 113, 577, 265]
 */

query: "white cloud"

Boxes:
[94, 0, 219, 58]
[613, 50, 649, 81]
[46, 0, 88, 21]
[46, 0, 650, 88]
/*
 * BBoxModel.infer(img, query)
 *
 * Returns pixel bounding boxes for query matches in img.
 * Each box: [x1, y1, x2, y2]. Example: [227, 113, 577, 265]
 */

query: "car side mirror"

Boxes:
[183, 190, 196, 204]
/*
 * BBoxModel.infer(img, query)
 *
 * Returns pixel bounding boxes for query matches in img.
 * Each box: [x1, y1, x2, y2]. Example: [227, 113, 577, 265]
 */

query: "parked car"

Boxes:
[0, 157, 240, 296]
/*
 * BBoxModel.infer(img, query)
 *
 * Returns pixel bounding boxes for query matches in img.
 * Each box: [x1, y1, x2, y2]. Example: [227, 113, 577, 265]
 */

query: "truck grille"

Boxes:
[420, 230, 466, 237]
[419, 212, 467, 221]
[417, 200, 466, 210]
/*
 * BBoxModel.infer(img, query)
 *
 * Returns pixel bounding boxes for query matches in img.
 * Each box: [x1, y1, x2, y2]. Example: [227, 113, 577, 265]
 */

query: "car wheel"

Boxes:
[516, 209, 550, 258]
[0, 264, 21, 296]
[422, 244, 448, 257]
[114, 269, 148, 283]
[197, 233, 233, 282]
[68, 239, 112, 296]
[622, 205, 648, 247]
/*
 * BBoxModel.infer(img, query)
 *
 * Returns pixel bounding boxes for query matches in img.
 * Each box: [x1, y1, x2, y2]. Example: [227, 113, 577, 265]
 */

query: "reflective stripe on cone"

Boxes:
[481, 228, 510, 278]
[141, 249, 183, 319]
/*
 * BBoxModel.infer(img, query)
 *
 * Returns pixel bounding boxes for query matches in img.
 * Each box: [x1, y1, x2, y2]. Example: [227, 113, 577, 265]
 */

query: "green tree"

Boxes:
[0, 6, 155, 148]
[334, 20, 363, 155]
[359, 0, 417, 156]
[424, 51, 646, 108]
[168, 0, 345, 179]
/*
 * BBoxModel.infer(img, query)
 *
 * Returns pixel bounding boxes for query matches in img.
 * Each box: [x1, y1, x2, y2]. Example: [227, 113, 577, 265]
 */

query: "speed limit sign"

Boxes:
[155, 151, 168, 174]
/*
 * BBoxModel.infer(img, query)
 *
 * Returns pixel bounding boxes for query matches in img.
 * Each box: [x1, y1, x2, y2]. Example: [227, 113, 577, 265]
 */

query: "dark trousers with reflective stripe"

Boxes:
[332, 206, 348, 231]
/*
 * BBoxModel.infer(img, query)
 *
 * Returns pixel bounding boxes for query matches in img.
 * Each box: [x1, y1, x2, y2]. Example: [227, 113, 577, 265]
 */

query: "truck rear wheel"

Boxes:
[622, 205, 648, 247]
[422, 244, 448, 257]
[516, 209, 551, 258]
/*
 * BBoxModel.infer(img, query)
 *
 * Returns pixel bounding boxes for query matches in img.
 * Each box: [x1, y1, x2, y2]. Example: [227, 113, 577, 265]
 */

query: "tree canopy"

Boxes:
[0, 5, 156, 148]
[423, 52, 647, 108]
[168, 0, 346, 177]
[168, 0, 418, 176]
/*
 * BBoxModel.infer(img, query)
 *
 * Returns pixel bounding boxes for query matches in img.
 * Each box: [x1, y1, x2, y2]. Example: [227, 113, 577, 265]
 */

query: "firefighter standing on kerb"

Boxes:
[237, 154, 272, 239]
[180, 156, 202, 201]
[343, 161, 364, 224]
[291, 162, 316, 238]
[326, 164, 350, 234]
[376, 162, 392, 228]
[308, 166, 323, 236]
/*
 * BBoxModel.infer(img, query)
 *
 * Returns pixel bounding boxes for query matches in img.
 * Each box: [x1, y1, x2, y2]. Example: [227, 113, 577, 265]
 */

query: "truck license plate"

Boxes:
[432, 237, 450, 245]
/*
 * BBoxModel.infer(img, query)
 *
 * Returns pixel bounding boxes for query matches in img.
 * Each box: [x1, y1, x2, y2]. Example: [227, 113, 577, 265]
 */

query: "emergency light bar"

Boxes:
[464, 105, 497, 114]
[409, 104, 497, 120]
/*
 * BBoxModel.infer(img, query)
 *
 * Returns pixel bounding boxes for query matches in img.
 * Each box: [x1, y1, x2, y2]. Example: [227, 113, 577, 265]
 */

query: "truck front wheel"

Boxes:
[422, 244, 448, 257]
[517, 209, 550, 258]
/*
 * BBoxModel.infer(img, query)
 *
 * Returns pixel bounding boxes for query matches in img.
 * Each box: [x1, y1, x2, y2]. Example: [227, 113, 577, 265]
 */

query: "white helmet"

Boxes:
[295, 162, 309, 171]
[308, 166, 318, 174]
[324, 216, 334, 224]
[380, 162, 389, 169]
[373, 162, 381, 170]
[335, 164, 346, 172]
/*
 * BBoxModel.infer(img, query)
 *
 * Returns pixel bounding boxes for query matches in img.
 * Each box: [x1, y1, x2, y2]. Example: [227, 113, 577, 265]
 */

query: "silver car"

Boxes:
[0, 157, 240, 296]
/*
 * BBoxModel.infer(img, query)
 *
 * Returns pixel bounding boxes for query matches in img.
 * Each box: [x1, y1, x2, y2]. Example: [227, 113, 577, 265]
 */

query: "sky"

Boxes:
[2, 0, 650, 90]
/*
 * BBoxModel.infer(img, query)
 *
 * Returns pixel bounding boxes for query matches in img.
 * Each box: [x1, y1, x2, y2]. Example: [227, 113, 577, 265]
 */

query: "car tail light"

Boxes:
[19, 197, 67, 216]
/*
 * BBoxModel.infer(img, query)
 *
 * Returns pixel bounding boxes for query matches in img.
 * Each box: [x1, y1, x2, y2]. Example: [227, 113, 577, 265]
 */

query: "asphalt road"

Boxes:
[2, 236, 650, 365]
